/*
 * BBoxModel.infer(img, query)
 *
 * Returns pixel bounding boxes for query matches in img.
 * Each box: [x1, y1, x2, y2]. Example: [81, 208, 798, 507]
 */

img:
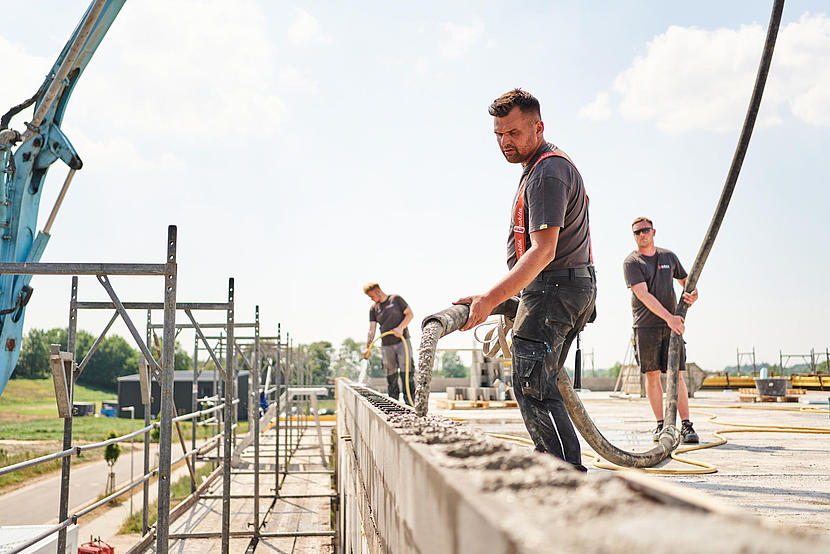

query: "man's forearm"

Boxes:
[483, 243, 554, 306]
[636, 290, 675, 322]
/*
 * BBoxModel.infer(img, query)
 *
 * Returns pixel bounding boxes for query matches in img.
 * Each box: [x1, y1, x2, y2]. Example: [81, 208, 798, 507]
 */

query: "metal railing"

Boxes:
[0, 227, 329, 552]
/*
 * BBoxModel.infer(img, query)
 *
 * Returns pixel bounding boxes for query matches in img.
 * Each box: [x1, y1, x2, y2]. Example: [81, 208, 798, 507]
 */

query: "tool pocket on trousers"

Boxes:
[512, 336, 547, 401]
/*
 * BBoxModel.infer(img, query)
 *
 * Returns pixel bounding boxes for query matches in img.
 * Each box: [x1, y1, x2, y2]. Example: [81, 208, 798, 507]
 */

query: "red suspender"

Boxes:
[513, 151, 594, 264]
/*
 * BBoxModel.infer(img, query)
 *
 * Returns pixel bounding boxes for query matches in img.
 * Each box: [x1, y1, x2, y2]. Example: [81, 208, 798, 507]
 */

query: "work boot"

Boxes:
[651, 421, 663, 443]
[681, 420, 699, 444]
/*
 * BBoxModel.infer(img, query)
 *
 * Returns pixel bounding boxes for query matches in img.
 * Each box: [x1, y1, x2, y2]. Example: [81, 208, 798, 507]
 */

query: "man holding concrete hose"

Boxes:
[363, 283, 416, 405]
[455, 89, 595, 472]
[624, 217, 699, 444]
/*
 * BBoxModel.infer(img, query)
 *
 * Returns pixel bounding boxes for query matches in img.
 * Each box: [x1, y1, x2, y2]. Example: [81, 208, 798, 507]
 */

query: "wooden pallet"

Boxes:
[738, 394, 801, 403]
[435, 399, 518, 410]
[737, 387, 805, 396]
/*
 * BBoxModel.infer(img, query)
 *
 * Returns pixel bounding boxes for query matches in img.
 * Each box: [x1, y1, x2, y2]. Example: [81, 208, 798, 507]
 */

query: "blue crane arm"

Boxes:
[0, 0, 127, 396]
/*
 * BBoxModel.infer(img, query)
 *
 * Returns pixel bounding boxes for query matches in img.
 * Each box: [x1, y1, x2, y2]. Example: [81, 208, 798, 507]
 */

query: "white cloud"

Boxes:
[775, 12, 830, 126]
[288, 8, 331, 47]
[278, 65, 319, 94]
[71, 131, 187, 174]
[440, 18, 485, 59]
[578, 92, 613, 121]
[580, 13, 830, 133]
[75, 0, 287, 144]
[413, 57, 430, 76]
[0, 1, 287, 146]
[0, 35, 53, 123]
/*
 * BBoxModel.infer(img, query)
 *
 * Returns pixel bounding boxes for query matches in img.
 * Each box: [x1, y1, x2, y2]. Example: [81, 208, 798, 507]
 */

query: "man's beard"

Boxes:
[502, 148, 525, 163]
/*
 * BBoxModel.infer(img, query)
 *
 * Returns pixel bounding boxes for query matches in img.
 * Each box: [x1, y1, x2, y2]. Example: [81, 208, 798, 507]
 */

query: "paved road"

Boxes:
[0, 443, 160, 525]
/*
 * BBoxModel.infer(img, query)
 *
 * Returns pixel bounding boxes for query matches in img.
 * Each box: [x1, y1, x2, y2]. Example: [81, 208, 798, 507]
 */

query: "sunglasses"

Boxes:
[633, 228, 652, 236]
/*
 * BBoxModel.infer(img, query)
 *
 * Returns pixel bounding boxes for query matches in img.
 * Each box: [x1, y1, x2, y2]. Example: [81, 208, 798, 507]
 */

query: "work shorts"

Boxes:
[512, 272, 596, 401]
[381, 338, 414, 377]
[634, 326, 686, 373]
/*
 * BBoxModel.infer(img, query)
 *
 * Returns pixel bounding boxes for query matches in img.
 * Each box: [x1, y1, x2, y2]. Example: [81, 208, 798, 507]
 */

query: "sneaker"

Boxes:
[681, 421, 699, 444]
[651, 422, 663, 442]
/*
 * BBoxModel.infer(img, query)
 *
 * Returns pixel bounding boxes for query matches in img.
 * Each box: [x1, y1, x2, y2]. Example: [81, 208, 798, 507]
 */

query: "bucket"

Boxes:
[754, 377, 788, 397]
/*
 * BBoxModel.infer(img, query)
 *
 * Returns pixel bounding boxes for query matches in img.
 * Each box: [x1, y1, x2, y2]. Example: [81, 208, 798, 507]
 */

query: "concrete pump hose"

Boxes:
[557, 365, 678, 467]
[416, 300, 678, 467]
[664, 0, 785, 430]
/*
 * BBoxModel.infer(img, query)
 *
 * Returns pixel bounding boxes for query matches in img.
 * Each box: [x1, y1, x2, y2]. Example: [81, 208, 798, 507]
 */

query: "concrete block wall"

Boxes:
[337, 381, 519, 554]
[336, 379, 830, 554]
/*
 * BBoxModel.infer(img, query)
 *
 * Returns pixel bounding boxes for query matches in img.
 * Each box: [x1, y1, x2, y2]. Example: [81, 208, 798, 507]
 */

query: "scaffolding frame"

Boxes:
[737, 347, 757, 375]
[0, 230, 333, 552]
[0, 225, 179, 554]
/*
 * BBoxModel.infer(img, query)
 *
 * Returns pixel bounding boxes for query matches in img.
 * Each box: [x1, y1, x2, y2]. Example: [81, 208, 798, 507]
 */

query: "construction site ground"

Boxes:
[434, 389, 830, 534]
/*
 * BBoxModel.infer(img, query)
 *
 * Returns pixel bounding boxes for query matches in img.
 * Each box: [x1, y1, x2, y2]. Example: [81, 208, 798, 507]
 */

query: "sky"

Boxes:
[1, 0, 828, 372]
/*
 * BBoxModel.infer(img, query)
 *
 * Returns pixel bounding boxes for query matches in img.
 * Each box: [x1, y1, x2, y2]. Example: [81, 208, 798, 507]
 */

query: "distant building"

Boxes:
[117, 370, 249, 420]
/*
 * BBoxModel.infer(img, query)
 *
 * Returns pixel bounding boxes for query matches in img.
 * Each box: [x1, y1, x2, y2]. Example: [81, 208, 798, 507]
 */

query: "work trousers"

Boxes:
[511, 271, 596, 470]
[382, 339, 415, 406]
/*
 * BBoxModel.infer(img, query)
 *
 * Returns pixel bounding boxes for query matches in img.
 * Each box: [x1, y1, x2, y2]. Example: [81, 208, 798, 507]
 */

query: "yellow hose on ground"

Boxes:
[367, 330, 413, 406]
[487, 405, 830, 475]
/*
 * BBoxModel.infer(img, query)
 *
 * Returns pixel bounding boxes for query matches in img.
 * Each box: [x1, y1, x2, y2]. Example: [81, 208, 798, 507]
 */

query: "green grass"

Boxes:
[0, 443, 104, 491]
[119, 462, 215, 534]
[0, 378, 240, 442]
[0, 379, 248, 498]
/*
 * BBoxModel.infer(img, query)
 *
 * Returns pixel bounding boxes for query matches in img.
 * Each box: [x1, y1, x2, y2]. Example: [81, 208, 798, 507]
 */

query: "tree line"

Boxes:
[13, 330, 472, 390]
[14, 327, 192, 390]
[305, 338, 469, 382]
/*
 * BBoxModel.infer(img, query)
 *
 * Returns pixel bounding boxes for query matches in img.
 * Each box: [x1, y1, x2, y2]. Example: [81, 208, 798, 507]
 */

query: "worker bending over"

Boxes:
[456, 89, 596, 472]
[363, 283, 415, 405]
[623, 217, 699, 444]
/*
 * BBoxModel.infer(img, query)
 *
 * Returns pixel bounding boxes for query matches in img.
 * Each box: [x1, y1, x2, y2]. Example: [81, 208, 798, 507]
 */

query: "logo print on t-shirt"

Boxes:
[659, 264, 671, 270]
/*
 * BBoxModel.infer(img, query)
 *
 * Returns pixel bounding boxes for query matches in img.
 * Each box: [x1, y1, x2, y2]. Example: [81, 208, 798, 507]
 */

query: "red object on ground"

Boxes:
[78, 537, 114, 554]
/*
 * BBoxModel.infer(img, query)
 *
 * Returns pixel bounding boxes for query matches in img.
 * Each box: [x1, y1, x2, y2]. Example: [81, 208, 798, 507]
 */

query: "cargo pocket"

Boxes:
[512, 336, 548, 401]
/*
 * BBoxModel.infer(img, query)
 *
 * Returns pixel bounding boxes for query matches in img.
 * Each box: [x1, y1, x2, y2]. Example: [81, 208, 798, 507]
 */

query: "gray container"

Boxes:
[754, 377, 789, 397]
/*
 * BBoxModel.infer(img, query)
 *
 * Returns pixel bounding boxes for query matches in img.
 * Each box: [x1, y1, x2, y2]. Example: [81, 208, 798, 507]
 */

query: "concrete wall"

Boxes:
[336, 379, 830, 554]
[337, 381, 522, 554]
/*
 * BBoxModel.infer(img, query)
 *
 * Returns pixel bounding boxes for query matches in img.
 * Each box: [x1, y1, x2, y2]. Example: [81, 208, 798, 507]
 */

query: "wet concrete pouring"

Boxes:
[357, 385, 830, 553]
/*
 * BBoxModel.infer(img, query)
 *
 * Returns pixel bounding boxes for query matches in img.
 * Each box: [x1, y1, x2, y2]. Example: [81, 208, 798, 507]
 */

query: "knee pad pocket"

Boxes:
[512, 336, 548, 401]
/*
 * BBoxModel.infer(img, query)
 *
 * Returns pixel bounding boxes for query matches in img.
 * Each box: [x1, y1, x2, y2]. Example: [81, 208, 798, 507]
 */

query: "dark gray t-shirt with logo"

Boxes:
[623, 247, 687, 328]
[369, 294, 410, 346]
[506, 142, 592, 271]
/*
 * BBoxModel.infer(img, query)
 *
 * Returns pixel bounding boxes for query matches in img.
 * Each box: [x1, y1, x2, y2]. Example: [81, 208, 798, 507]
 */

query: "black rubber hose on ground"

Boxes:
[664, 0, 785, 429]
[418, 301, 678, 467]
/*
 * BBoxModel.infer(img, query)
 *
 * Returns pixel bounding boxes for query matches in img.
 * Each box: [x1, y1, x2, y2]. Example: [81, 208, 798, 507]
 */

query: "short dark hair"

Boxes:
[632, 217, 653, 228]
[488, 88, 541, 119]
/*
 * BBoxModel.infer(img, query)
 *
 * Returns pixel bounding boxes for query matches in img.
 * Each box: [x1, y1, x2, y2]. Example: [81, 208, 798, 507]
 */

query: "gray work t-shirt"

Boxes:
[623, 247, 687, 328]
[369, 294, 410, 346]
[506, 142, 592, 271]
